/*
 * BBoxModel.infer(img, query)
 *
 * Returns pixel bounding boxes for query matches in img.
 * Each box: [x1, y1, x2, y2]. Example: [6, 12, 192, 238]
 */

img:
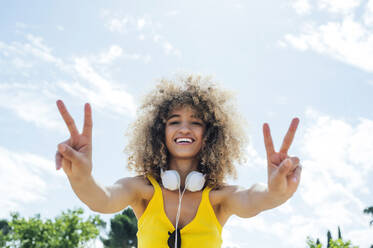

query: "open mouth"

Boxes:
[174, 137, 195, 145]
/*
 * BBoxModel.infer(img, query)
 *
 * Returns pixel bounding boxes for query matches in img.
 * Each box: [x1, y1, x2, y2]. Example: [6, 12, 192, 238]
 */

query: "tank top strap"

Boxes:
[201, 185, 212, 204]
[145, 174, 164, 210]
[146, 174, 162, 193]
[199, 185, 223, 233]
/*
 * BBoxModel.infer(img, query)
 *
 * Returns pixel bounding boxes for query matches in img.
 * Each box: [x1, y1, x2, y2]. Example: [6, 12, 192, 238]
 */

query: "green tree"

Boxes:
[0, 219, 10, 247]
[363, 206, 373, 226]
[100, 207, 138, 248]
[327, 230, 332, 248]
[1, 207, 105, 248]
[363, 206, 373, 248]
[307, 237, 359, 248]
[306, 226, 359, 248]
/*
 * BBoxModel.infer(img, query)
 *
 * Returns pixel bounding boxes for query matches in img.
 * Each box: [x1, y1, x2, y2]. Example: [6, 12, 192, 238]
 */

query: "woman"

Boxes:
[55, 73, 302, 248]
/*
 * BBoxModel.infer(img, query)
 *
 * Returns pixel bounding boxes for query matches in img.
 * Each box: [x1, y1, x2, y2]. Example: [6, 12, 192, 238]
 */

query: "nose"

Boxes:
[178, 123, 192, 134]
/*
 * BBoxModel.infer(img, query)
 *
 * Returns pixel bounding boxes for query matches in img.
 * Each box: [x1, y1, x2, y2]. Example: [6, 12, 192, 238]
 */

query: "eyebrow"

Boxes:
[167, 114, 201, 120]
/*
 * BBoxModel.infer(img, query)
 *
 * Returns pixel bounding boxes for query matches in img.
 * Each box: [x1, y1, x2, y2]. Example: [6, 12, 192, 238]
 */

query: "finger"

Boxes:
[263, 123, 275, 158]
[289, 164, 302, 186]
[278, 158, 293, 176]
[287, 156, 300, 173]
[55, 151, 62, 170]
[279, 118, 300, 155]
[58, 143, 81, 164]
[82, 103, 92, 139]
[61, 157, 72, 176]
[56, 100, 80, 138]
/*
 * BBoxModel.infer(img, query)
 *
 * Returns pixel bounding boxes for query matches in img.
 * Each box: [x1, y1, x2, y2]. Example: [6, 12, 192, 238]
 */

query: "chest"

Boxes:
[161, 188, 204, 229]
[133, 185, 229, 229]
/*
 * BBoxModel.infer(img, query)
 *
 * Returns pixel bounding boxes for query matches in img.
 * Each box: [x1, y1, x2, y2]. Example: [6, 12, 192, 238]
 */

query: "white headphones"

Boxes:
[161, 168, 206, 192]
[160, 168, 206, 248]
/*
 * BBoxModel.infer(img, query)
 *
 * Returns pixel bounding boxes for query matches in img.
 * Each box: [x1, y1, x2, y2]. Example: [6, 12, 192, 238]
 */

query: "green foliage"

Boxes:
[0, 207, 105, 248]
[0, 219, 11, 247]
[100, 207, 138, 248]
[338, 227, 342, 240]
[363, 207, 373, 226]
[307, 237, 359, 248]
[306, 226, 359, 248]
[327, 230, 332, 248]
[306, 237, 323, 248]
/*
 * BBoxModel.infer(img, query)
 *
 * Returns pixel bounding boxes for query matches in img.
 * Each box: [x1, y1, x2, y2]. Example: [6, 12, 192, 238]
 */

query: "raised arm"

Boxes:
[221, 118, 302, 218]
[55, 100, 139, 213]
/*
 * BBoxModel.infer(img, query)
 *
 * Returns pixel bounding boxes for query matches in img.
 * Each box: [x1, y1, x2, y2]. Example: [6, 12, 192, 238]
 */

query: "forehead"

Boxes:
[167, 105, 201, 119]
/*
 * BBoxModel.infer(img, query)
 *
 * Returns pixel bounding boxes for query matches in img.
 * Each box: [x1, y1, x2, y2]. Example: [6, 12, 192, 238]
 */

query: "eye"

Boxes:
[169, 121, 179, 125]
[192, 122, 202, 125]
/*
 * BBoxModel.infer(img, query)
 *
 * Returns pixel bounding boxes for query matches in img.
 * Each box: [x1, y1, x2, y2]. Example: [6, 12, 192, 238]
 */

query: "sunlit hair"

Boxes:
[124, 73, 248, 189]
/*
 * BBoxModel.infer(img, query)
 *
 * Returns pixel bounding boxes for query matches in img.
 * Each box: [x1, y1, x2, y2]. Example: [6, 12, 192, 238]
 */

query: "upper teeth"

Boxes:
[176, 138, 193, 143]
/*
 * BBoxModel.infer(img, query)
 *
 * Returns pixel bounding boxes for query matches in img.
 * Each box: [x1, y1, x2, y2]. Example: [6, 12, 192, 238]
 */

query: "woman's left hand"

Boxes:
[262, 118, 302, 203]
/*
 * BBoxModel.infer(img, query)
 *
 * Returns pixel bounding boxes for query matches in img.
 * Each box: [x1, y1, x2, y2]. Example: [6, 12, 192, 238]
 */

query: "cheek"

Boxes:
[195, 128, 205, 142]
[165, 126, 174, 142]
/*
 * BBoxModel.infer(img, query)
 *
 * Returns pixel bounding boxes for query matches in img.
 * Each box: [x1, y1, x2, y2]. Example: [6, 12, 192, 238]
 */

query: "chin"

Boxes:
[170, 152, 199, 159]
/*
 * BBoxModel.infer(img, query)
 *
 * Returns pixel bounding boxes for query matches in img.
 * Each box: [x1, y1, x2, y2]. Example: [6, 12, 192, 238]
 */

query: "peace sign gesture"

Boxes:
[263, 118, 302, 202]
[55, 100, 93, 181]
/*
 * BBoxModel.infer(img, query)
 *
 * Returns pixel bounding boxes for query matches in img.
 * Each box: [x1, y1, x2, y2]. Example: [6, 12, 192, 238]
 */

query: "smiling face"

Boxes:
[165, 106, 206, 160]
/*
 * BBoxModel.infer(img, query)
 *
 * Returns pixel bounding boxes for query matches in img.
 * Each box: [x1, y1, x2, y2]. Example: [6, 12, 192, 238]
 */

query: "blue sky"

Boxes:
[1, 0, 373, 247]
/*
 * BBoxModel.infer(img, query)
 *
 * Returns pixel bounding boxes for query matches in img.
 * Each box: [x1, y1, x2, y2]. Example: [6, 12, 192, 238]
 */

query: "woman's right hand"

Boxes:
[55, 100, 93, 181]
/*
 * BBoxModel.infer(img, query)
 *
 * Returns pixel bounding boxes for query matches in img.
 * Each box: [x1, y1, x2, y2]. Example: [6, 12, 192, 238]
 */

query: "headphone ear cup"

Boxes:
[161, 169, 181, 190]
[185, 171, 206, 192]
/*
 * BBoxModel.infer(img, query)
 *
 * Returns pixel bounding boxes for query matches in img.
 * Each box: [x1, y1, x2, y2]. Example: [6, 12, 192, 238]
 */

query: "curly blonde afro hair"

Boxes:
[124, 73, 248, 189]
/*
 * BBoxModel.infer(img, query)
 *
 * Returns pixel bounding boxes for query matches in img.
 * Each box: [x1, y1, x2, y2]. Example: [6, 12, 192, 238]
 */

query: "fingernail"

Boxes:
[293, 177, 297, 182]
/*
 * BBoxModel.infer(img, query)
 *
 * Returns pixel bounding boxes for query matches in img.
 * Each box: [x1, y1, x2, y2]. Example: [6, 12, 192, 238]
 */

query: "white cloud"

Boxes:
[102, 12, 181, 57]
[363, 0, 373, 26]
[25, 34, 67, 71]
[292, 0, 313, 15]
[0, 35, 140, 127]
[222, 228, 240, 248]
[107, 17, 130, 33]
[0, 83, 65, 131]
[0, 146, 65, 218]
[282, 16, 373, 72]
[106, 15, 151, 33]
[11, 57, 33, 68]
[82, 44, 150, 65]
[246, 141, 267, 168]
[317, 0, 362, 15]
[284, 0, 373, 72]
[0, 34, 69, 72]
[223, 108, 373, 247]
[137, 18, 146, 30]
[97, 45, 123, 64]
[57, 57, 137, 117]
[163, 41, 182, 57]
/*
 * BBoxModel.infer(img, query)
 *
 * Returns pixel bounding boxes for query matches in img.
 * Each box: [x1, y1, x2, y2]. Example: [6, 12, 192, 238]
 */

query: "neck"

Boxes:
[168, 157, 199, 190]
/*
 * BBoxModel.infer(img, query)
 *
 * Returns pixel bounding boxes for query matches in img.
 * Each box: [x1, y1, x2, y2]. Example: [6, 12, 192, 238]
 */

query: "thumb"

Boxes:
[58, 144, 81, 164]
[278, 158, 292, 176]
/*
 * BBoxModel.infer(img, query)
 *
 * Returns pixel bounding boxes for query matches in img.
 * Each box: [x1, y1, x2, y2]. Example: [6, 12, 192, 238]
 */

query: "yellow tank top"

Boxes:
[137, 174, 223, 248]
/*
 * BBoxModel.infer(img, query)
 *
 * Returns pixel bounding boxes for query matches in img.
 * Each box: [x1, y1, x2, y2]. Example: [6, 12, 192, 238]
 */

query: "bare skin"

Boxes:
[55, 100, 302, 230]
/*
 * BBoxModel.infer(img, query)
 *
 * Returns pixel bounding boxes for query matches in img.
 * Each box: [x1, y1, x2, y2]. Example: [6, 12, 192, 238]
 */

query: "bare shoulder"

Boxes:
[209, 183, 245, 204]
[114, 175, 154, 200]
[114, 175, 155, 219]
